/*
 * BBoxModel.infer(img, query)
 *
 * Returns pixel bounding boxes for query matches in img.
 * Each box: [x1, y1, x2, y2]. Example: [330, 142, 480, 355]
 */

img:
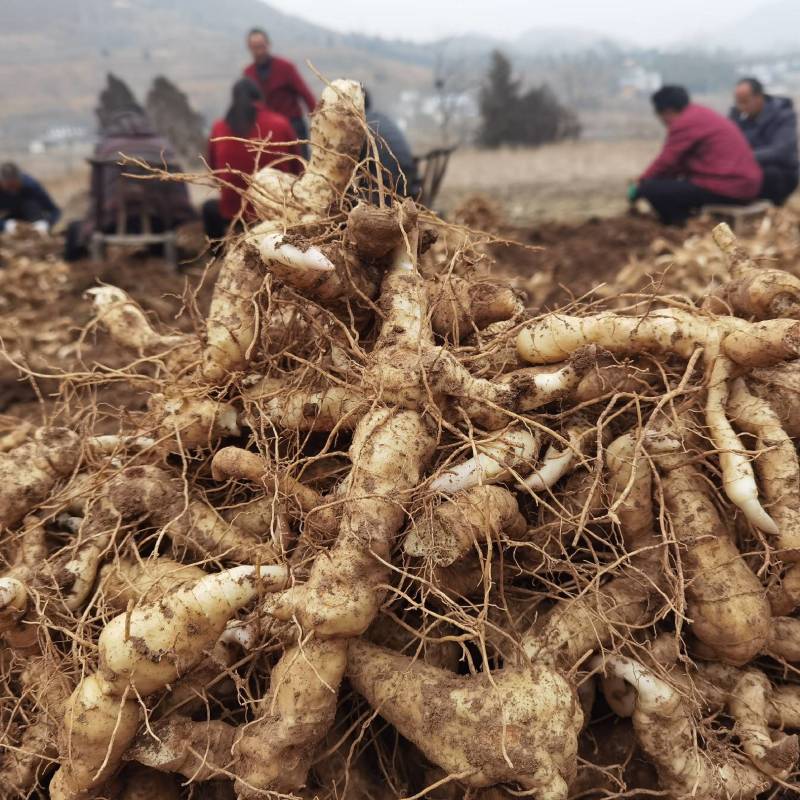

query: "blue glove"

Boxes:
[627, 183, 639, 203]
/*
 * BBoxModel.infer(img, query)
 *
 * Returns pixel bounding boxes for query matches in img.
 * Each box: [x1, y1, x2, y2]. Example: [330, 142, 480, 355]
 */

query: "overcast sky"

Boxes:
[264, 0, 766, 45]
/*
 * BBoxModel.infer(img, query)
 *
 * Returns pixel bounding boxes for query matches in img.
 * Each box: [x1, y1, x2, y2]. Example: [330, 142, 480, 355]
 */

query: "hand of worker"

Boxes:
[3, 219, 18, 236]
[627, 183, 639, 203]
[33, 220, 50, 236]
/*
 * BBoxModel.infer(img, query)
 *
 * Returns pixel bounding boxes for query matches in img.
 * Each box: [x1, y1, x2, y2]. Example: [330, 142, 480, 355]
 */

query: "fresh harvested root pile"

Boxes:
[3, 80, 800, 800]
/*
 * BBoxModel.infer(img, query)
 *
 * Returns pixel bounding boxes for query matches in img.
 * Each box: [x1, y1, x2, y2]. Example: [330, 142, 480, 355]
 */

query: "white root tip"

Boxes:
[85, 285, 130, 308]
[0, 577, 28, 613]
[518, 445, 574, 492]
[430, 429, 538, 494]
[217, 406, 242, 438]
[725, 475, 779, 535]
[591, 654, 674, 709]
[259, 233, 335, 273]
[219, 621, 259, 651]
[600, 673, 637, 718]
[192, 565, 290, 612]
[56, 512, 83, 534]
[89, 434, 156, 454]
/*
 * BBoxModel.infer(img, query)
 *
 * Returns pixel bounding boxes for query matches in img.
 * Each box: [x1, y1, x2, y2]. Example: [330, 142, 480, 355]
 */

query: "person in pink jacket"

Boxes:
[631, 85, 763, 225]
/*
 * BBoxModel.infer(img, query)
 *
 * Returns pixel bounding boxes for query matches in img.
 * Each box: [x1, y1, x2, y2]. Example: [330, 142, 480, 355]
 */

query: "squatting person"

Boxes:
[0, 162, 61, 235]
[731, 77, 799, 206]
[630, 85, 762, 225]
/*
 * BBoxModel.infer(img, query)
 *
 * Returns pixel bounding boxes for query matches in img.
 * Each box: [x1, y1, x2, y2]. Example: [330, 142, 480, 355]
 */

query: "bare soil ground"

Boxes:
[438, 139, 661, 224]
[0, 225, 216, 426]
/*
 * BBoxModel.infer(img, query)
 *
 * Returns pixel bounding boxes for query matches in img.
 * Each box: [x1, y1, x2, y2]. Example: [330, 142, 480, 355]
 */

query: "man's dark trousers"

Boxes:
[636, 179, 749, 225]
[760, 165, 799, 206]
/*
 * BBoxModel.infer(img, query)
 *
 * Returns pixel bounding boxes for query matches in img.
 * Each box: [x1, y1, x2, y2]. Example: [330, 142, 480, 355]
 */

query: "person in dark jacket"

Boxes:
[243, 27, 316, 160]
[363, 89, 420, 201]
[64, 106, 196, 261]
[730, 77, 799, 206]
[0, 162, 60, 235]
[203, 78, 300, 241]
[630, 85, 762, 225]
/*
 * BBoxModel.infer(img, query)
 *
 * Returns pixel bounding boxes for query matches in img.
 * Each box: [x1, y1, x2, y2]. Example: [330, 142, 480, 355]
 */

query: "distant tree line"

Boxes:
[478, 51, 581, 148]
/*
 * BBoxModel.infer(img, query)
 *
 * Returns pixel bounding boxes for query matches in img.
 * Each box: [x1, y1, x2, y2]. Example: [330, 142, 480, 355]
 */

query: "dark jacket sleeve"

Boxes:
[288, 64, 317, 113]
[754, 105, 799, 168]
[27, 177, 61, 226]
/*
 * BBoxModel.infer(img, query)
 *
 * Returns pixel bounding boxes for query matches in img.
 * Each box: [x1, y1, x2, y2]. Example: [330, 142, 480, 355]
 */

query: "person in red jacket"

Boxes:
[244, 27, 317, 160]
[203, 78, 299, 241]
[631, 85, 763, 225]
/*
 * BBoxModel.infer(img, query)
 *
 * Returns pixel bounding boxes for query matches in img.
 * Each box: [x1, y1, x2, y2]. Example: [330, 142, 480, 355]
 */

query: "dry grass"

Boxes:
[438, 138, 661, 224]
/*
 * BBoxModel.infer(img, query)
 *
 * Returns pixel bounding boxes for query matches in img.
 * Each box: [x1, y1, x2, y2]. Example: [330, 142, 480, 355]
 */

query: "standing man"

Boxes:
[731, 77, 799, 206]
[243, 27, 316, 160]
[630, 85, 762, 225]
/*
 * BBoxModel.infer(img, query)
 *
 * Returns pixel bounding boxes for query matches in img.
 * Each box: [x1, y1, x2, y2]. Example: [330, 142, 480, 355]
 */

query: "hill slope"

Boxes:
[0, 0, 433, 146]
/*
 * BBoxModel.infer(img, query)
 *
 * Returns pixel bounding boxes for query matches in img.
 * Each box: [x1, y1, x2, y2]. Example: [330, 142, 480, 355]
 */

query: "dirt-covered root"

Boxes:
[346, 639, 582, 798]
[346, 201, 412, 260]
[709, 222, 800, 319]
[0, 719, 58, 798]
[229, 409, 434, 795]
[264, 409, 434, 637]
[0, 427, 80, 529]
[231, 638, 347, 795]
[249, 80, 365, 224]
[518, 416, 596, 493]
[728, 377, 800, 559]
[255, 231, 379, 305]
[126, 717, 237, 782]
[765, 616, 800, 662]
[749, 360, 800, 436]
[516, 308, 800, 368]
[462, 348, 596, 430]
[570, 358, 656, 404]
[523, 575, 654, 668]
[770, 685, 800, 729]
[211, 445, 338, 538]
[605, 429, 663, 572]
[404, 484, 525, 567]
[201, 81, 367, 381]
[148, 389, 240, 450]
[427, 272, 523, 342]
[0, 516, 50, 649]
[97, 557, 207, 611]
[49, 565, 287, 800]
[244, 382, 367, 432]
[65, 466, 282, 610]
[87, 286, 196, 371]
[430, 426, 539, 494]
[768, 562, 800, 615]
[660, 461, 771, 665]
[726, 668, 800, 777]
[201, 245, 265, 381]
[594, 654, 775, 800]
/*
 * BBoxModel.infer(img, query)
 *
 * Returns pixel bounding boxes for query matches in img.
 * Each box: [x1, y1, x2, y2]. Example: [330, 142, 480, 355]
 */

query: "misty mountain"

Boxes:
[513, 27, 626, 56]
[701, 0, 800, 55]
